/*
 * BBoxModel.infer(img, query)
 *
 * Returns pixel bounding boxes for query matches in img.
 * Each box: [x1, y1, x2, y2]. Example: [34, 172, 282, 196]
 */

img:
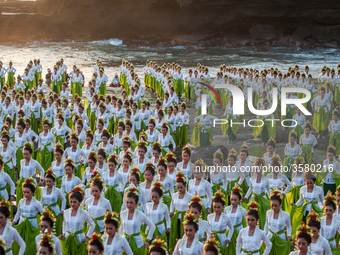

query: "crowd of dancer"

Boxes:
[0, 58, 337, 254]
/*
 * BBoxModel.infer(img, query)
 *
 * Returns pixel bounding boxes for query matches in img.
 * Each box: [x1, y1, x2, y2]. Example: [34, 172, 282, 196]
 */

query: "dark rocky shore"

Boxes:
[0, 0, 340, 47]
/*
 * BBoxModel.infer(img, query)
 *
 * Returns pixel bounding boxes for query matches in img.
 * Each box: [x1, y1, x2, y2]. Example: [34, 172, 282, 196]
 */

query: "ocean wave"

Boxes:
[89, 38, 124, 46]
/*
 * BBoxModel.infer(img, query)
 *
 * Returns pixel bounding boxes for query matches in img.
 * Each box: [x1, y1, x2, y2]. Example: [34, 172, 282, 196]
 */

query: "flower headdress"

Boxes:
[72, 185, 84, 195]
[327, 145, 336, 155]
[176, 171, 186, 182]
[306, 209, 320, 223]
[324, 190, 336, 203]
[254, 156, 266, 166]
[23, 176, 36, 187]
[152, 180, 164, 190]
[148, 117, 156, 124]
[189, 193, 204, 208]
[145, 162, 156, 171]
[247, 198, 260, 211]
[5, 115, 12, 122]
[126, 185, 140, 196]
[213, 149, 224, 161]
[239, 141, 248, 152]
[213, 189, 226, 203]
[64, 157, 75, 168]
[88, 151, 97, 160]
[204, 237, 220, 253]
[42, 117, 50, 125]
[270, 155, 281, 165]
[107, 154, 118, 164]
[270, 187, 284, 200]
[98, 148, 107, 154]
[297, 223, 311, 235]
[183, 212, 198, 225]
[228, 148, 237, 157]
[158, 157, 168, 166]
[122, 136, 131, 143]
[152, 141, 162, 149]
[0, 198, 12, 213]
[149, 238, 167, 252]
[91, 233, 103, 243]
[40, 234, 55, 251]
[130, 167, 141, 177]
[294, 156, 305, 165]
[305, 121, 312, 129]
[92, 175, 104, 185]
[124, 150, 133, 159]
[194, 158, 206, 169]
[182, 143, 191, 153]
[23, 142, 33, 150]
[137, 140, 148, 147]
[231, 184, 244, 197]
[165, 151, 177, 160]
[45, 168, 56, 179]
[40, 208, 56, 222]
[105, 211, 119, 225]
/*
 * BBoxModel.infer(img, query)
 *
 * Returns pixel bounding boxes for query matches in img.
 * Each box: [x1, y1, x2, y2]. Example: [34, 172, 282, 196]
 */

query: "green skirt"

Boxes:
[36, 146, 53, 171]
[74, 82, 82, 98]
[169, 211, 185, 253]
[7, 72, 14, 86]
[291, 202, 323, 238]
[125, 233, 147, 255]
[184, 82, 190, 100]
[290, 124, 303, 144]
[4, 162, 15, 193]
[61, 232, 87, 255]
[16, 148, 23, 176]
[178, 125, 188, 147]
[162, 192, 171, 210]
[329, 131, 340, 157]
[312, 105, 329, 136]
[104, 184, 122, 213]
[282, 185, 301, 214]
[55, 213, 63, 237]
[56, 176, 63, 188]
[266, 233, 291, 255]
[31, 112, 39, 134]
[301, 144, 312, 165]
[151, 218, 167, 243]
[14, 217, 39, 255]
[108, 116, 115, 135]
[99, 83, 106, 95]
[90, 111, 96, 131]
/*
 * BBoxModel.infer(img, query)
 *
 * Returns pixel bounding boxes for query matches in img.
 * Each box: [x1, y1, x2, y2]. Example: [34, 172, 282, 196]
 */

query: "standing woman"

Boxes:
[144, 181, 171, 243]
[14, 119, 30, 175]
[36, 118, 55, 171]
[291, 173, 324, 239]
[223, 186, 247, 255]
[103, 211, 133, 255]
[29, 93, 41, 134]
[85, 176, 112, 234]
[6, 61, 16, 87]
[289, 224, 312, 255]
[283, 132, 302, 178]
[59, 186, 95, 255]
[102, 154, 123, 213]
[90, 94, 98, 131]
[13, 178, 44, 255]
[60, 159, 82, 205]
[169, 171, 193, 252]
[0, 199, 26, 255]
[52, 143, 65, 188]
[117, 151, 133, 190]
[63, 133, 86, 178]
[154, 157, 173, 209]
[322, 145, 340, 195]
[188, 159, 213, 219]
[244, 157, 271, 229]
[264, 190, 292, 255]
[0, 133, 16, 184]
[41, 169, 66, 236]
[119, 189, 155, 255]
[236, 208, 272, 255]
[82, 151, 98, 186]
[81, 131, 97, 176]
[139, 163, 155, 204]
[177, 145, 194, 180]
[189, 195, 211, 242]
[312, 87, 331, 138]
[177, 102, 189, 147]
[51, 114, 72, 149]
[320, 192, 340, 254]
[17, 143, 45, 203]
[306, 210, 332, 255]
[173, 212, 204, 255]
[35, 209, 62, 255]
[299, 122, 317, 165]
[207, 190, 234, 254]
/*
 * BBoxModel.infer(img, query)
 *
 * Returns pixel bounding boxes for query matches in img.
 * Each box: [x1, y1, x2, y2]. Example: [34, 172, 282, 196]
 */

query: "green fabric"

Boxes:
[16, 147, 23, 176]
[93, 215, 105, 233]
[151, 218, 167, 243]
[301, 144, 312, 165]
[61, 229, 87, 255]
[290, 124, 304, 143]
[162, 191, 171, 210]
[248, 192, 270, 229]
[55, 135, 65, 149]
[99, 82, 107, 95]
[178, 124, 188, 147]
[74, 82, 82, 98]
[267, 230, 291, 255]
[55, 213, 63, 237]
[36, 145, 53, 170]
[283, 185, 302, 214]
[125, 232, 147, 255]
[7, 72, 14, 86]
[241, 249, 260, 254]
[225, 223, 241, 255]
[13, 215, 39, 255]
[169, 210, 185, 252]
[329, 130, 340, 156]
[104, 184, 122, 213]
[30, 112, 39, 134]
[184, 81, 190, 100]
[90, 111, 96, 131]
[290, 201, 323, 238]
[312, 105, 329, 135]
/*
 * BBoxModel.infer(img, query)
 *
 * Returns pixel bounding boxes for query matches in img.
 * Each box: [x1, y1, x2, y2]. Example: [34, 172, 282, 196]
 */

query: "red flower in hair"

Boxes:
[43, 236, 49, 242]
[130, 188, 136, 192]
[147, 163, 153, 167]
[155, 183, 161, 188]
[250, 204, 257, 209]
[216, 195, 222, 199]
[234, 188, 239, 192]
[91, 235, 98, 241]
[26, 179, 31, 184]
[177, 174, 182, 179]
[301, 228, 307, 234]
[168, 154, 173, 158]
[93, 170, 97, 175]
[154, 243, 161, 248]
[273, 158, 278, 162]
[209, 241, 215, 246]
[0, 202, 4, 206]
[184, 147, 189, 151]
[107, 214, 112, 219]
[94, 178, 99, 182]
[327, 197, 333, 201]
[193, 198, 200, 203]
[74, 187, 80, 192]
[133, 168, 138, 172]
[44, 214, 49, 218]
[188, 216, 193, 221]
[310, 215, 317, 221]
